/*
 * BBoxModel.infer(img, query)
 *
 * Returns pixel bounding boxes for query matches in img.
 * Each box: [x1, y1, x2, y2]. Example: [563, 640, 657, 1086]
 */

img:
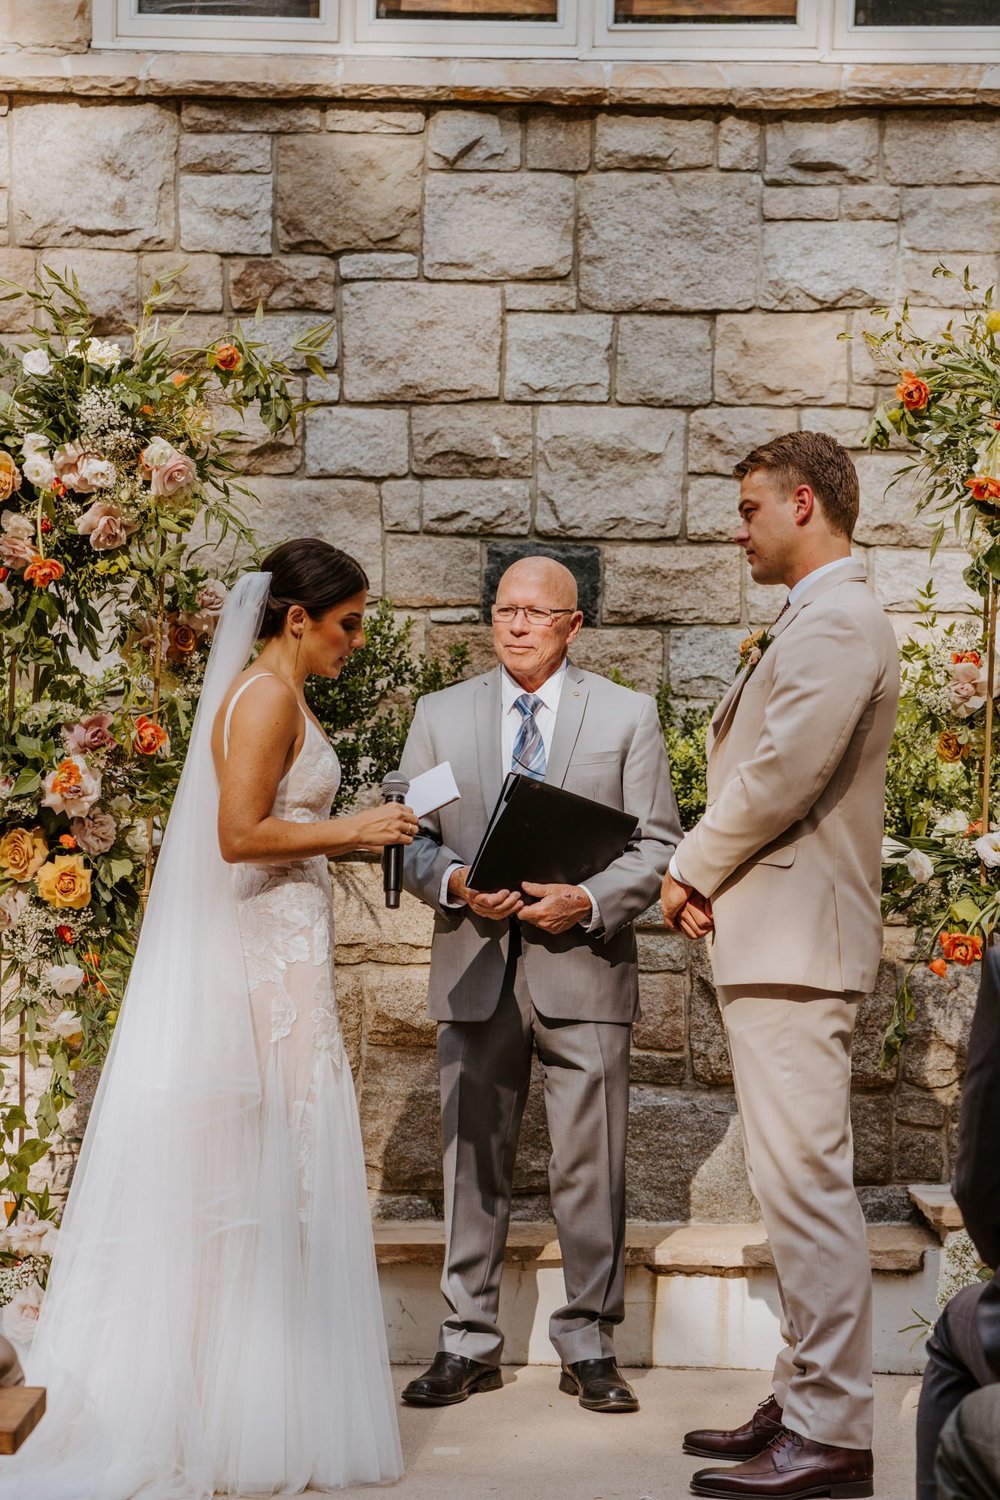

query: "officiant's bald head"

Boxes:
[491, 556, 583, 692]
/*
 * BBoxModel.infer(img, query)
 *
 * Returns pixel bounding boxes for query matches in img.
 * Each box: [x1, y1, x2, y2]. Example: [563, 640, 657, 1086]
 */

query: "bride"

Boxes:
[0, 539, 410, 1498]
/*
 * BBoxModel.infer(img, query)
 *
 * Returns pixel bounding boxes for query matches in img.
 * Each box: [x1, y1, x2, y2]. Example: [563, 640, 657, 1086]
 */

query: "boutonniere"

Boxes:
[737, 628, 773, 677]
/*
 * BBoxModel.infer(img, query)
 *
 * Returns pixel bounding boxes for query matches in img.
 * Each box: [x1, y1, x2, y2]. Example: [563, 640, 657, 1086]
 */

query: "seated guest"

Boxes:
[916, 947, 1000, 1499]
[934, 1385, 1000, 1500]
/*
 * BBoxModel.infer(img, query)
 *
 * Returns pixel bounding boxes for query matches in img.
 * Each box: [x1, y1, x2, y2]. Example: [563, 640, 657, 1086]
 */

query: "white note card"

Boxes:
[407, 761, 461, 820]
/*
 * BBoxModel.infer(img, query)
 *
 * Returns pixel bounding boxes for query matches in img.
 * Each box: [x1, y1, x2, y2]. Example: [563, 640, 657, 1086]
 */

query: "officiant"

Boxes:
[399, 555, 680, 1415]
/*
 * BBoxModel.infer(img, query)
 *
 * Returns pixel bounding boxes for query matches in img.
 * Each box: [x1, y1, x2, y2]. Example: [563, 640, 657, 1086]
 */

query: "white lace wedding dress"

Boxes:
[0, 583, 402, 1500]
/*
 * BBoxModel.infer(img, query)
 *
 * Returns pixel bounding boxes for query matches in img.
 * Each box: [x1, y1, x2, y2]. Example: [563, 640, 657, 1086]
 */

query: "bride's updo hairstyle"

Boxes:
[258, 538, 369, 640]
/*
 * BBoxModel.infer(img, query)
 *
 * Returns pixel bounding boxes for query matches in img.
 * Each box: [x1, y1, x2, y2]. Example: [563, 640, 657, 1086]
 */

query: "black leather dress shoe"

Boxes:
[401, 1352, 503, 1406]
[559, 1358, 639, 1413]
[684, 1395, 785, 1460]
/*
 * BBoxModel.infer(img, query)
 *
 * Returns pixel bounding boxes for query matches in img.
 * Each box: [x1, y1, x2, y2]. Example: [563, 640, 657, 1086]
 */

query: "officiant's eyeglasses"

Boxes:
[491, 605, 575, 626]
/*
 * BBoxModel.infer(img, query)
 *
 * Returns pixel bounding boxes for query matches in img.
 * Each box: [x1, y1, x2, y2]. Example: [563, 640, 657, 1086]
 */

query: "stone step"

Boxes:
[0, 1387, 45, 1454]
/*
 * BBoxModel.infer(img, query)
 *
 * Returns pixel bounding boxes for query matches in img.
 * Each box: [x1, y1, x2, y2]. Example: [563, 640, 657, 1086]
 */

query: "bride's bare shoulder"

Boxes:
[212, 670, 300, 764]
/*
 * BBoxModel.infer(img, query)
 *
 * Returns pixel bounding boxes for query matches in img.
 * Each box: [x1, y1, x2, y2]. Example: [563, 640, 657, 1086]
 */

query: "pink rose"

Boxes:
[0, 535, 38, 570]
[70, 806, 117, 856]
[196, 579, 228, 616]
[76, 501, 137, 553]
[53, 443, 105, 495]
[150, 448, 197, 500]
[63, 713, 117, 754]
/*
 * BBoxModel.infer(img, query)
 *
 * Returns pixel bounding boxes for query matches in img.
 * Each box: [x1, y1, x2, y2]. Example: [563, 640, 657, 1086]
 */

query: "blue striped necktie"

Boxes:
[512, 693, 546, 781]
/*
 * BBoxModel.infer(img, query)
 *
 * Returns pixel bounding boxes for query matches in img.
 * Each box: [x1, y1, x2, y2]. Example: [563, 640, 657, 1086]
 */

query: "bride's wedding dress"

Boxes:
[0, 574, 402, 1499]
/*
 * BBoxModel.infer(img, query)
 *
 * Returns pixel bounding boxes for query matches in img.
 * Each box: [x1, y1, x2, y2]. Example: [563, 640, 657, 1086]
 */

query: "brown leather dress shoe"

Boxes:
[684, 1395, 784, 1459]
[558, 1358, 639, 1413]
[690, 1427, 874, 1498]
[401, 1352, 503, 1406]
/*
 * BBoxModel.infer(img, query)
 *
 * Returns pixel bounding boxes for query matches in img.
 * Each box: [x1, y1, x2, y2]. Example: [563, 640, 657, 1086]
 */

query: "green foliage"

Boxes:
[656, 687, 710, 832]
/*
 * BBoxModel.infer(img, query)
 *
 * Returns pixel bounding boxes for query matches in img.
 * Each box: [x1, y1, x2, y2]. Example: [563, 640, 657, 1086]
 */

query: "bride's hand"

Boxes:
[348, 802, 419, 853]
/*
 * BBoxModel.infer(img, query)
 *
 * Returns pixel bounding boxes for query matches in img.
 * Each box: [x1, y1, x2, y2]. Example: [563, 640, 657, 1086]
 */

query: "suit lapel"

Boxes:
[547, 662, 588, 787]
[474, 668, 504, 817]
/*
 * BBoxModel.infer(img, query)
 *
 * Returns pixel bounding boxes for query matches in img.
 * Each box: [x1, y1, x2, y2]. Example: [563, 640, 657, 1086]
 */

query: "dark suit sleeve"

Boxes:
[583, 694, 682, 940]
[399, 695, 467, 913]
[953, 951, 1000, 1270]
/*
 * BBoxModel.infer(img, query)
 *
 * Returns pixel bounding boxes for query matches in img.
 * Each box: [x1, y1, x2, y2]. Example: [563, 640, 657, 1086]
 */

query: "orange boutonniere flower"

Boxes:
[737, 628, 773, 677]
[133, 714, 169, 756]
[896, 370, 930, 411]
[939, 931, 983, 966]
[212, 343, 242, 374]
[965, 476, 1000, 504]
[23, 556, 64, 589]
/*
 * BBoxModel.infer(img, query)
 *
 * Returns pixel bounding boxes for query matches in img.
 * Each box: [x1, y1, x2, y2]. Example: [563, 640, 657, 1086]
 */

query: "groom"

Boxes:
[661, 432, 899, 1500]
[399, 555, 679, 1413]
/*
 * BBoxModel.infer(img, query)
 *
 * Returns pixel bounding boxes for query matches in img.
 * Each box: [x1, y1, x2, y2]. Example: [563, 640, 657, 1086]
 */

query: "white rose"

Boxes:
[41, 753, 102, 818]
[124, 822, 150, 856]
[974, 832, 1000, 868]
[0, 582, 12, 612]
[904, 849, 934, 884]
[76, 456, 116, 491]
[42, 963, 85, 998]
[2, 1281, 43, 1345]
[3, 1209, 53, 1258]
[88, 339, 123, 371]
[0, 888, 28, 932]
[933, 811, 969, 837]
[21, 433, 50, 456]
[21, 454, 57, 491]
[21, 349, 52, 378]
[49, 1009, 83, 1045]
[1, 510, 34, 542]
[140, 437, 173, 471]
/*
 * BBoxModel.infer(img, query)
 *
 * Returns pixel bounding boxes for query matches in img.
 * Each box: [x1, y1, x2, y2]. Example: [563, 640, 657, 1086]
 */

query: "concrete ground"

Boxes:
[317, 1368, 920, 1500]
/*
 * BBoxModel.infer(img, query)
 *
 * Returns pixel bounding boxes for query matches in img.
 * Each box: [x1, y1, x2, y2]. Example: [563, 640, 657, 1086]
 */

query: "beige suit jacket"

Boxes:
[675, 561, 899, 993]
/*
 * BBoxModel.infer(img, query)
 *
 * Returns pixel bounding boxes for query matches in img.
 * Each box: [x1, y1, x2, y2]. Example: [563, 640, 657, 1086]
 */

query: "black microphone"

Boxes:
[380, 770, 410, 910]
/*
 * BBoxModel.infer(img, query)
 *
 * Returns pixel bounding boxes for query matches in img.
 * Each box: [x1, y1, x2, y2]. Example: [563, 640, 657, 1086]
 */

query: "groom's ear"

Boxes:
[791, 484, 816, 527]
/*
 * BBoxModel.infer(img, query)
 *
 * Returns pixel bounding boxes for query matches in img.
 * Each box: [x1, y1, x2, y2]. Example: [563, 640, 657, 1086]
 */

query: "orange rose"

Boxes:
[0, 827, 48, 882]
[134, 714, 169, 756]
[0, 452, 22, 503]
[55, 925, 75, 944]
[965, 476, 1000, 504]
[36, 853, 92, 911]
[172, 371, 190, 387]
[936, 731, 966, 764]
[212, 343, 242, 374]
[928, 958, 948, 978]
[967, 818, 984, 837]
[58, 834, 77, 850]
[952, 650, 981, 666]
[939, 931, 983, 966]
[896, 370, 930, 411]
[167, 619, 198, 662]
[23, 556, 64, 589]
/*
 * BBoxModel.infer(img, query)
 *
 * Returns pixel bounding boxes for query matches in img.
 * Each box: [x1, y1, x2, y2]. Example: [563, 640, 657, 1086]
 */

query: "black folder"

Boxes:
[468, 773, 639, 893]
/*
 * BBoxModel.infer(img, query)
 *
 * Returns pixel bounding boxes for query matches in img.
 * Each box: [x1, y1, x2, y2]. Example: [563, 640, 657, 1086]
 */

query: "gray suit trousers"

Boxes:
[436, 933, 630, 1368]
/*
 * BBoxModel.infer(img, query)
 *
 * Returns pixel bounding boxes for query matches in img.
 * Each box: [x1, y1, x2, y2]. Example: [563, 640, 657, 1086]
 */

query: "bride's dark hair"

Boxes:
[258, 538, 369, 640]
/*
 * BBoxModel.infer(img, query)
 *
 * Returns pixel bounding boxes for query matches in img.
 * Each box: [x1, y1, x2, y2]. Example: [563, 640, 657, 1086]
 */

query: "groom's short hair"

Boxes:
[733, 431, 860, 539]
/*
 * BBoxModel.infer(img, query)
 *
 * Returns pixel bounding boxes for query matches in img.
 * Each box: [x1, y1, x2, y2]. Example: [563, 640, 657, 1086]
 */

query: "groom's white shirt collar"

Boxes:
[786, 555, 855, 608]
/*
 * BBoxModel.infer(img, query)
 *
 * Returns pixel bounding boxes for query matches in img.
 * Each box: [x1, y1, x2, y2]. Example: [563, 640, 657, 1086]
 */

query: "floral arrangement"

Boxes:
[0, 267, 328, 1305]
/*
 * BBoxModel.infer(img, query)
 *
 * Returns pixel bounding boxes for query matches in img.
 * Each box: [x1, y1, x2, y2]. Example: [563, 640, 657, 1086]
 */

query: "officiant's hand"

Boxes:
[448, 866, 524, 921]
[678, 890, 714, 941]
[518, 882, 592, 935]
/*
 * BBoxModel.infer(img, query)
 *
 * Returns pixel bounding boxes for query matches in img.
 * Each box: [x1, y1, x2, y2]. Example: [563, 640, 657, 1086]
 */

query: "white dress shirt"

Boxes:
[440, 660, 602, 930]
[670, 555, 856, 887]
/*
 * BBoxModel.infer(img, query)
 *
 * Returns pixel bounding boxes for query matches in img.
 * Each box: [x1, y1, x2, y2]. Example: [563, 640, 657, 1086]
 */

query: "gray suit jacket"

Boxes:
[400, 662, 681, 1024]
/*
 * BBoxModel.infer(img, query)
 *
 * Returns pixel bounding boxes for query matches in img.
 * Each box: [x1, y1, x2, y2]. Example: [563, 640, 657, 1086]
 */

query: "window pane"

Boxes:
[854, 0, 999, 20]
[613, 0, 796, 27]
[375, 0, 556, 19]
[136, 0, 320, 15]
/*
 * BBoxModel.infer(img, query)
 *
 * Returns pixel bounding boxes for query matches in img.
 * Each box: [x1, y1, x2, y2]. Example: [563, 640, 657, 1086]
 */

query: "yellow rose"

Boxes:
[0, 827, 48, 882]
[0, 453, 21, 504]
[986, 310, 1000, 335]
[36, 854, 92, 911]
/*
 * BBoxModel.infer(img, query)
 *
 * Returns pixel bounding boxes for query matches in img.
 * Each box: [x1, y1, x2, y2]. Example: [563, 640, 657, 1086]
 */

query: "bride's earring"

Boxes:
[293, 630, 303, 671]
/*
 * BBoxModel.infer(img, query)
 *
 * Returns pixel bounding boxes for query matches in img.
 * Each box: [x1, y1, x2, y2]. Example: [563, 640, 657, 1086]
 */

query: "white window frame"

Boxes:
[352, 0, 580, 57]
[592, 1, 819, 59]
[94, 0, 340, 50]
[829, 0, 1000, 61]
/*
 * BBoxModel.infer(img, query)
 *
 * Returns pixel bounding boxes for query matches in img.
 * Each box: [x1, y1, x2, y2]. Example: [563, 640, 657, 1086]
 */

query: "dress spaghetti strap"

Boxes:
[222, 672, 277, 756]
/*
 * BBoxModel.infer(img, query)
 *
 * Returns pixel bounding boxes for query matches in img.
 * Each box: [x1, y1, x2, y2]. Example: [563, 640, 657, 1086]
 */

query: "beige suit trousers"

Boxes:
[718, 984, 873, 1451]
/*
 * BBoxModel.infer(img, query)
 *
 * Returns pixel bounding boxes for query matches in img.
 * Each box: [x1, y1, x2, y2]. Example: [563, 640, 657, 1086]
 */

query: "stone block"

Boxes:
[634, 970, 686, 1053]
[799, 408, 870, 448]
[669, 626, 745, 699]
[630, 1053, 687, 1087]
[0, 0, 87, 46]
[427, 109, 520, 170]
[901, 186, 1000, 253]
[688, 407, 793, 473]
[365, 967, 435, 1047]
[334, 861, 433, 958]
[616, 316, 713, 406]
[305, 407, 409, 480]
[690, 971, 731, 1087]
[257, 312, 338, 371]
[884, 113, 1000, 185]
[525, 111, 591, 172]
[246, 478, 384, 594]
[0, 117, 6, 192]
[226, 398, 302, 477]
[12, 102, 177, 249]
[483, 541, 601, 626]
[360, 1046, 442, 1193]
[746, 569, 791, 627]
[572, 628, 664, 695]
[339, 254, 419, 281]
[40, 250, 138, 333]
[426, 624, 497, 680]
[422, 479, 531, 535]
[424, 174, 575, 281]
[180, 174, 272, 256]
[764, 118, 879, 185]
[895, 1087, 946, 1129]
[326, 107, 424, 134]
[336, 969, 364, 1074]
[714, 313, 849, 406]
[182, 102, 321, 133]
[306, 373, 340, 403]
[504, 313, 612, 402]
[853, 453, 938, 548]
[759, 220, 897, 311]
[895, 1127, 946, 1184]
[873, 548, 978, 614]
[342, 283, 501, 402]
[851, 1095, 895, 1185]
[141, 253, 223, 313]
[381, 479, 421, 533]
[411, 404, 533, 478]
[594, 115, 715, 171]
[504, 284, 577, 312]
[898, 255, 996, 311]
[852, 963, 899, 1091]
[901, 960, 979, 1092]
[0, 254, 38, 333]
[627, 1089, 756, 1222]
[385, 537, 482, 608]
[762, 187, 840, 221]
[229, 255, 337, 312]
[579, 173, 758, 312]
[276, 133, 423, 254]
[717, 116, 760, 172]
[841, 186, 901, 221]
[686, 476, 742, 543]
[637, 930, 690, 973]
[605, 545, 742, 625]
[179, 133, 271, 174]
[536, 407, 685, 540]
